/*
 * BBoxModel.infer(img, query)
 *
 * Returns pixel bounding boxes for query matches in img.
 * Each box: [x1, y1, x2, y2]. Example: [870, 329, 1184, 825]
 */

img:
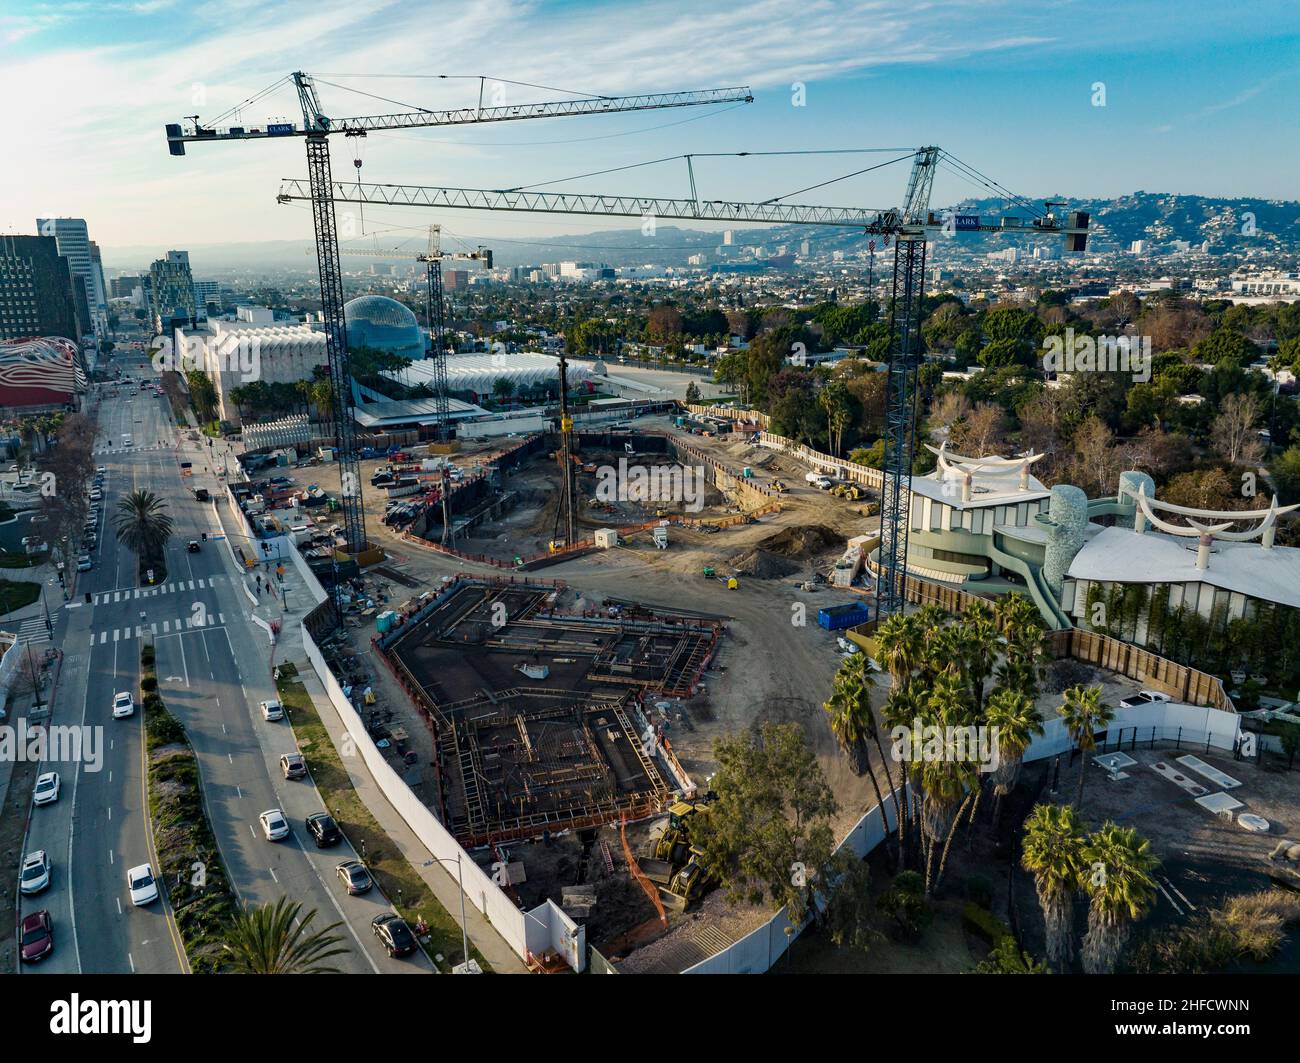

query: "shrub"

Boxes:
[140, 674, 158, 692]
[962, 901, 1013, 947]
[877, 870, 932, 941]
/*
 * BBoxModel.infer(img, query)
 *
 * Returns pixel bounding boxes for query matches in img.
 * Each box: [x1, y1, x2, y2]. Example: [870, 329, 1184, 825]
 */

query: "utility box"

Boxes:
[595, 528, 619, 549]
[817, 602, 872, 631]
[652, 526, 669, 549]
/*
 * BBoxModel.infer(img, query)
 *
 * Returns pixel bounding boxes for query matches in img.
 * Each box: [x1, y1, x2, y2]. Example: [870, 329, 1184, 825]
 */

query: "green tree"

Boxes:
[1021, 802, 1087, 969]
[691, 722, 839, 927]
[1058, 685, 1114, 806]
[222, 897, 349, 974]
[1080, 823, 1159, 974]
[113, 489, 173, 561]
[684, 380, 701, 405]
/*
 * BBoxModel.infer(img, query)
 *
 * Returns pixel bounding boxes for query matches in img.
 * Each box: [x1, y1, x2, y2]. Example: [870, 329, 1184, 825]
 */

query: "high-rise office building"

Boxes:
[0, 235, 84, 342]
[149, 250, 199, 332]
[35, 217, 107, 342]
[193, 279, 220, 308]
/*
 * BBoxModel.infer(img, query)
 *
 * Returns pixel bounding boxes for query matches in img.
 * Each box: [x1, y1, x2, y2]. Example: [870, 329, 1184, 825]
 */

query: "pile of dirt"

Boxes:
[730, 547, 801, 579]
[756, 524, 842, 558]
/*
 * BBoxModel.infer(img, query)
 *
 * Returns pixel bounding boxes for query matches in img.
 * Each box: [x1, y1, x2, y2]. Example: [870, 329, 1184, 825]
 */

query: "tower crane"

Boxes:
[278, 148, 1089, 617]
[165, 72, 753, 576]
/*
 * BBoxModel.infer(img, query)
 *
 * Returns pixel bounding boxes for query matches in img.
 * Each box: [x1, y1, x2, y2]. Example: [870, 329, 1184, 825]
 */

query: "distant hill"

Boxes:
[101, 192, 1300, 271]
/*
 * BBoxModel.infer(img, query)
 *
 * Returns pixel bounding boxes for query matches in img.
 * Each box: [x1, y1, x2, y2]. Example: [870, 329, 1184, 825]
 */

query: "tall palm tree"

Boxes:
[881, 684, 925, 863]
[1080, 823, 1159, 974]
[875, 613, 923, 692]
[222, 897, 349, 974]
[823, 658, 897, 866]
[919, 671, 977, 895]
[961, 610, 1001, 715]
[1021, 802, 1087, 969]
[114, 489, 173, 561]
[983, 688, 1045, 824]
[1058, 685, 1114, 806]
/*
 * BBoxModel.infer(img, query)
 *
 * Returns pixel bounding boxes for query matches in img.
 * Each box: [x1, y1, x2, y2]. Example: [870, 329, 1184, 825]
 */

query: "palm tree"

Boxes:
[875, 613, 923, 692]
[823, 659, 898, 866]
[1058, 685, 1114, 806]
[881, 684, 925, 864]
[919, 671, 978, 895]
[222, 897, 349, 974]
[960, 609, 1001, 715]
[1021, 802, 1087, 969]
[1080, 823, 1159, 974]
[823, 657, 876, 777]
[114, 489, 173, 562]
[983, 688, 1045, 823]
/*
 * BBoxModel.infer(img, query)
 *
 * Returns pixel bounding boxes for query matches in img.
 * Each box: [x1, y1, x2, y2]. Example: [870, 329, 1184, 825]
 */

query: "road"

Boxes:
[20, 354, 430, 974]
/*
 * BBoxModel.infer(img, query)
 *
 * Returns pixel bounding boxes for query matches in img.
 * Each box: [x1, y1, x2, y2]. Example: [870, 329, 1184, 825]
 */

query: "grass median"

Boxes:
[141, 644, 238, 972]
[274, 662, 491, 974]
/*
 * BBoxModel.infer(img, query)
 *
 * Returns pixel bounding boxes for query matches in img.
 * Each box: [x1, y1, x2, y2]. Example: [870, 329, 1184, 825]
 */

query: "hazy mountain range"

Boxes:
[102, 192, 1300, 273]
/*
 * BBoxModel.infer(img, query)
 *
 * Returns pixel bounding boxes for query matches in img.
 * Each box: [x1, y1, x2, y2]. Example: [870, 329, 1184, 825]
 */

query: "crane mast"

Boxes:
[166, 72, 752, 615]
[284, 147, 1087, 619]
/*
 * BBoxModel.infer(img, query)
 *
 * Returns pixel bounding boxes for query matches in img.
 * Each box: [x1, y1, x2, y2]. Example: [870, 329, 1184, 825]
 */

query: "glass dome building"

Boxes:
[343, 296, 425, 361]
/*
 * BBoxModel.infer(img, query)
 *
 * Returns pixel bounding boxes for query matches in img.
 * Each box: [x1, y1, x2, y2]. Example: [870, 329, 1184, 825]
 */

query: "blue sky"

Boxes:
[1, 0, 1297, 258]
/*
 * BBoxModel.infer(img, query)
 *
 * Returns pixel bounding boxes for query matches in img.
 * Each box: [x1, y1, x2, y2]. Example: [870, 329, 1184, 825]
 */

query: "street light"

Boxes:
[426, 852, 471, 973]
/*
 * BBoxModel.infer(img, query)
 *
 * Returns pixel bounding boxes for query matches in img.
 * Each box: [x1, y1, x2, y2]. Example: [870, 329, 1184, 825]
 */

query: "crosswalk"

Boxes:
[14, 614, 52, 645]
[92, 444, 173, 455]
[90, 614, 227, 645]
[90, 577, 220, 605]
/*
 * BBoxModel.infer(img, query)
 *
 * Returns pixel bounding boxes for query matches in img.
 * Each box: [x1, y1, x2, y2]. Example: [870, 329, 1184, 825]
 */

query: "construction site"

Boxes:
[377, 578, 721, 847]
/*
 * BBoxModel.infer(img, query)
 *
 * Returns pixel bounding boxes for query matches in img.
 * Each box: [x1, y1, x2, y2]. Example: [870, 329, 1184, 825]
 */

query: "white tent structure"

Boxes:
[385, 352, 595, 398]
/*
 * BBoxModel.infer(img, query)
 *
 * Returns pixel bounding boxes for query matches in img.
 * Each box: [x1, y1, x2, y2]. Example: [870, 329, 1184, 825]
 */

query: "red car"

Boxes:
[20, 910, 53, 963]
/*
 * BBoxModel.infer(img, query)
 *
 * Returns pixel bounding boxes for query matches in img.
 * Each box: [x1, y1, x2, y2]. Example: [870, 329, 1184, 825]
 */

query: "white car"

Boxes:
[259, 809, 290, 841]
[33, 772, 60, 805]
[19, 850, 51, 895]
[112, 691, 135, 719]
[126, 863, 159, 906]
[1118, 689, 1172, 709]
[260, 699, 284, 722]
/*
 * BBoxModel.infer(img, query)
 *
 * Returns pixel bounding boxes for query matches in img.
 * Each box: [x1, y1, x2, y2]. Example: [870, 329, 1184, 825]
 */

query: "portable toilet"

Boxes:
[742, 467, 753, 478]
[376, 610, 395, 634]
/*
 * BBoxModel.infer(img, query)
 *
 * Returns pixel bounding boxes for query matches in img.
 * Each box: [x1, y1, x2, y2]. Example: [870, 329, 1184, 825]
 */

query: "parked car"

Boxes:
[336, 860, 373, 895]
[306, 812, 342, 848]
[259, 809, 290, 841]
[280, 753, 307, 779]
[33, 771, 60, 806]
[19, 910, 53, 963]
[372, 913, 417, 957]
[1118, 690, 1172, 709]
[19, 850, 51, 895]
[112, 691, 135, 719]
[77, 555, 92, 572]
[187, 540, 200, 553]
[260, 699, 284, 721]
[127, 863, 159, 906]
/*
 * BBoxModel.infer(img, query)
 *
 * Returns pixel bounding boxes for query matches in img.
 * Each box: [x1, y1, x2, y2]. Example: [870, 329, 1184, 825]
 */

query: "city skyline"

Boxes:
[2, 0, 1298, 251]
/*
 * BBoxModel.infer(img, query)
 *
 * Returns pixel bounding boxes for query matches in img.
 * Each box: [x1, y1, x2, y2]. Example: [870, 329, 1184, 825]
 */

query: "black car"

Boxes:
[305, 812, 342, 848]
[372, 913, 417, 957]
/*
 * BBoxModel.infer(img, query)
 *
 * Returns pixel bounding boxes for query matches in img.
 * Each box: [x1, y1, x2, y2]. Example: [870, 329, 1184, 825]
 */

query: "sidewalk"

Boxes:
[292, 664, 528, 974]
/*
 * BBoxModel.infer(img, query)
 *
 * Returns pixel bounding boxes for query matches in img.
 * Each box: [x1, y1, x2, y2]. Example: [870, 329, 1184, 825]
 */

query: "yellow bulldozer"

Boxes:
[667, 847, 716, 907]
[831, 483, 864, 501]
[652, 799, 710, 865]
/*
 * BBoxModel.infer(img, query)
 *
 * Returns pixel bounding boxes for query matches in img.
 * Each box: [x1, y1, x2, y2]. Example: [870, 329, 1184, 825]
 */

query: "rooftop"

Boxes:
[1068, 526, 1300, 608]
